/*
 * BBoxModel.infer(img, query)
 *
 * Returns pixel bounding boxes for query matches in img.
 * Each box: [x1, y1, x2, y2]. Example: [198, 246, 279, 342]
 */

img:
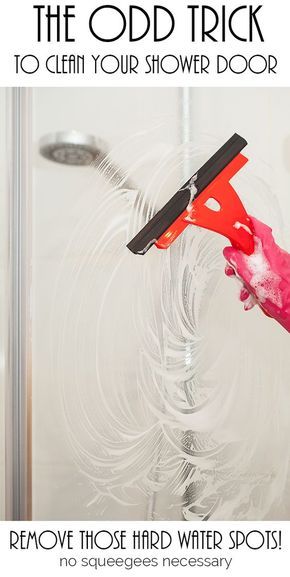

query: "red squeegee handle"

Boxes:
[155, 153, 255, 256]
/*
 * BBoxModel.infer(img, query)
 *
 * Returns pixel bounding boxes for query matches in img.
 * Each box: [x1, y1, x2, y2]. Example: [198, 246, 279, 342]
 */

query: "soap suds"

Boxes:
[233, 221, 253, 236]
[243, 238, 283, 308]
[186, 174, 198, 210]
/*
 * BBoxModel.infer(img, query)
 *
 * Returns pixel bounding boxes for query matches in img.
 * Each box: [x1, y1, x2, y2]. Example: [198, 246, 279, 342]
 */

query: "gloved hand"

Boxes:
[223, 216, 290, 333]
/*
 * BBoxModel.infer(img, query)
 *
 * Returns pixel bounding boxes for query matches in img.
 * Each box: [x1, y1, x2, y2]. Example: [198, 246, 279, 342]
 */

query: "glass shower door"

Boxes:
[30, 87, 290, 521]
[32, 87, 186, 520]
[3, 86, 290, 522]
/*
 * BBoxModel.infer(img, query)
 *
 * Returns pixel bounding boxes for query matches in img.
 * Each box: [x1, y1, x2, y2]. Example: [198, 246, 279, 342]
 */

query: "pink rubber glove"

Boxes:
[223, 216, 290, 333]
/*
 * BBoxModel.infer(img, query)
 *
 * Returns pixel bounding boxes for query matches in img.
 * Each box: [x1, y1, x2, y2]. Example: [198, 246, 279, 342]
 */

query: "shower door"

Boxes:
[3, 87, 290, 521]
[32, 87, 186, 520]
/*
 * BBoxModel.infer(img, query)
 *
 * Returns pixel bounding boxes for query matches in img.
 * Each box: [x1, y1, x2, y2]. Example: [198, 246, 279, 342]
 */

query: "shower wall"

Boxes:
[18, 87, 290, 519]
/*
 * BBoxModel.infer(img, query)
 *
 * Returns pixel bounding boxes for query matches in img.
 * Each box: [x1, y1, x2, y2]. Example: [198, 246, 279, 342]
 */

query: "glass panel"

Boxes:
[32, 87, 182, 520]
[32, 87, 290, 521]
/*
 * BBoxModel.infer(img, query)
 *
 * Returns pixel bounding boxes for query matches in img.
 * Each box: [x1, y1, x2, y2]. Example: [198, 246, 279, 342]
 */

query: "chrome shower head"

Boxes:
[38, 129, 146, 212]
[39, 130, 107, 167]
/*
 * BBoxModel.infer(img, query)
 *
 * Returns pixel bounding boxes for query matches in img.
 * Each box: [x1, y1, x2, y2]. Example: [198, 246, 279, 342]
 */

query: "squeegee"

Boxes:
[127, 134, 254, 256]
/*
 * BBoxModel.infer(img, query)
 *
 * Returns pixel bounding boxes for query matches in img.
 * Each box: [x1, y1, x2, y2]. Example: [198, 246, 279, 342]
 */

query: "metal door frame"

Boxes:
[5, 87, 32, 520]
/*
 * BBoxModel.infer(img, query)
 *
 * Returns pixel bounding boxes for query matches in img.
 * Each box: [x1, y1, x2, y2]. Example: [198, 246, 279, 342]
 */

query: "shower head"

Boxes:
[38, 129, 146, 213]
[39, 130, 107, 167]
